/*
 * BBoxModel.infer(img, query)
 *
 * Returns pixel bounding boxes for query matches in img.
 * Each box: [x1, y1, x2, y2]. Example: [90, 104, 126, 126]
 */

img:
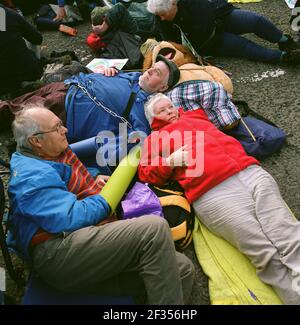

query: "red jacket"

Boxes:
[138, 109, 258, 203]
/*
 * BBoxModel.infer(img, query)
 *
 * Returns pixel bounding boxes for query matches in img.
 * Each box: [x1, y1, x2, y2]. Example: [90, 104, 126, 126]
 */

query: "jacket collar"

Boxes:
[18, 146, 71, 162]
[151, 117, 171, 131]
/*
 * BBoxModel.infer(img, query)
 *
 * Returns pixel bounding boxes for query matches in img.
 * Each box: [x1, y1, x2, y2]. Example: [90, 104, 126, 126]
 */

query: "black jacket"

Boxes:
[158, 0, 234, 54]
[0, 5, 43, 95]
[105, 2, 159, 41]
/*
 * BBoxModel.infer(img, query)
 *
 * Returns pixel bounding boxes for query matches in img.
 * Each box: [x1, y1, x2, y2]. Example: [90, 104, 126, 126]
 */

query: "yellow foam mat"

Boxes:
[100, 146, 141, 212]
[193, 218, 282, 305]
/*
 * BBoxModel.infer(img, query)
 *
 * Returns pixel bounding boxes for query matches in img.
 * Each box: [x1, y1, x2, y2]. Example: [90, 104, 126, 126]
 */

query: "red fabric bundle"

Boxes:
[86, 32, 107, 52]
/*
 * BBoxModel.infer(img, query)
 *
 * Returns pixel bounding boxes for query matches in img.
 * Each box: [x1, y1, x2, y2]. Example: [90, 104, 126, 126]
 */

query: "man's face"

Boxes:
[29, 109, 69, 158]
[153, 98, 179, 123]
[139, 61, 169, 93]
[158, 1, 178, 21]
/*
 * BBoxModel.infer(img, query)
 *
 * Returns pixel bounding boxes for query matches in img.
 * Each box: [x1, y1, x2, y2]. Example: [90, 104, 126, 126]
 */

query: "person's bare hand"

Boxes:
[98, 67, 118, 77]
[53, 7, 66, 21]
[166, 145, 189, 168]
[96, 174, 110, 189]
[92, 21, 109, 36]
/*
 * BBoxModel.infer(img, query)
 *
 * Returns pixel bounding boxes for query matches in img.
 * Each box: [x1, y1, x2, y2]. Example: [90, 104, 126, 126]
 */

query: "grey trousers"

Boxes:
[193, 165, 300, 305]
[32, 215, 195, 305]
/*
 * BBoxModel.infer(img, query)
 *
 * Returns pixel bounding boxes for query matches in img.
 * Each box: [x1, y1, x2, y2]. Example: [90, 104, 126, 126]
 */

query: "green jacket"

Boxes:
[92, 2, 158, 40]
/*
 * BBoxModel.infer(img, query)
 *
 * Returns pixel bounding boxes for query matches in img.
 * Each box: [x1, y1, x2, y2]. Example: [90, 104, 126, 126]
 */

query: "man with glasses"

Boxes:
[7, 104, 195, 304]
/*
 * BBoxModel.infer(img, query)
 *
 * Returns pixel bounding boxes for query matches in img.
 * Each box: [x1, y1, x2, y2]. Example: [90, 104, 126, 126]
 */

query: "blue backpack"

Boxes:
[226, 101, 287, 160]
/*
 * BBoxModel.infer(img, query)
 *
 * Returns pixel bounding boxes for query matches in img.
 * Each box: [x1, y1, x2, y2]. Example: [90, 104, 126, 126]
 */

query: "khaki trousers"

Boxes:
[32, 215, 195, 305]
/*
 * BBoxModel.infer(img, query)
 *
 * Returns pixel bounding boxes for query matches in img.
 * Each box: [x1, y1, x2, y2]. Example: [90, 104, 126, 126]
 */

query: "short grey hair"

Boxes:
[144, 93, 173, 125]
[147, 0, 176, 15]
[12, 104, 49, 151]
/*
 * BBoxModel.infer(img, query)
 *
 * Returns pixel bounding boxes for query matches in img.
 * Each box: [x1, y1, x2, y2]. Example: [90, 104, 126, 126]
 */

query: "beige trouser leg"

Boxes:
[193, 165, 300, 305]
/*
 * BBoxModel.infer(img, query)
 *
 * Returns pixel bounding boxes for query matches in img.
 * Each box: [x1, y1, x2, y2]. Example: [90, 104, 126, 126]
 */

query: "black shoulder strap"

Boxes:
[123, 92, 137, 121]
[233, 100, 278, 127]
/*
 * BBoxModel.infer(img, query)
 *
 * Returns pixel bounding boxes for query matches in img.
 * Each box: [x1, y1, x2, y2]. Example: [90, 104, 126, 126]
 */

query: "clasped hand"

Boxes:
[166, 145, 189, 168]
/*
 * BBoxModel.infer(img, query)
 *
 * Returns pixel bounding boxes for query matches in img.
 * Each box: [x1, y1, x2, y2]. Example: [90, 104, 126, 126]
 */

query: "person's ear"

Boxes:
[27, 136, 42, 149]
[158, 83, 169, 93]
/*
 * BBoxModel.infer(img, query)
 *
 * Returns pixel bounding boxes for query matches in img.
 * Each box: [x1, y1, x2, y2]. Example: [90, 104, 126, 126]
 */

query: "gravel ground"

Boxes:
[0, 0, 299, 305]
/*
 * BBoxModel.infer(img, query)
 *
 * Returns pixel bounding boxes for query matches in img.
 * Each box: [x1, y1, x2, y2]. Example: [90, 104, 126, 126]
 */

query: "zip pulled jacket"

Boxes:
[8, 152, 110, 261]
[138, 108, 258, 203]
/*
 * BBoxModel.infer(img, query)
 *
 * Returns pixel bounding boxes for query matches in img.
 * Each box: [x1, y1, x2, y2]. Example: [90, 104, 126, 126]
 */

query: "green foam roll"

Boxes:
[100, 145, 141, 212]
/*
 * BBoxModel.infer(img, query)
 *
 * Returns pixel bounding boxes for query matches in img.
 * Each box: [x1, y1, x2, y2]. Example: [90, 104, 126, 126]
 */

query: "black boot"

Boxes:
[281, 49, 300, 65]
[278, 35, 300, 52]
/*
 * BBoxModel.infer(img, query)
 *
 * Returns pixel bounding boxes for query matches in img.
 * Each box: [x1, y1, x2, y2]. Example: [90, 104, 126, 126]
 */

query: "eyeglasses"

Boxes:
[32, 120, 64, 136]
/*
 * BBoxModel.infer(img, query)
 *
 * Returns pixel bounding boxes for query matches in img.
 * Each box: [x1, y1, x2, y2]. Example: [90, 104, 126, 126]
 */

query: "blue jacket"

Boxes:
[64, 72, 151, 165]
[8, 152, 110, 261]
[64, 72, 151, 143]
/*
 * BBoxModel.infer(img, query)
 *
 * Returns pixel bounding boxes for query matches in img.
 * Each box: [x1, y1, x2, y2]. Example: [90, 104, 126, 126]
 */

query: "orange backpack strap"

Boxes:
[153, 186, 183, 196]
[171, 220, 187, 241]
